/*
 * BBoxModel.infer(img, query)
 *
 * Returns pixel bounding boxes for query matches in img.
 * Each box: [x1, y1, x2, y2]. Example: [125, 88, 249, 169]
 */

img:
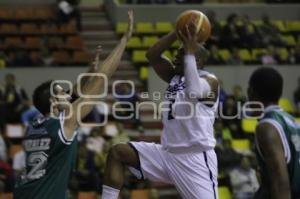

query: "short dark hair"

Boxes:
[249, 67, 283, 103]
[33, 80, 54, 115]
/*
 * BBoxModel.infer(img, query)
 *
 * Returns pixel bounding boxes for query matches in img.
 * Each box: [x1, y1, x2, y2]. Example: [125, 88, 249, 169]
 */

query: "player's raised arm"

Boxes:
[146, 31, 176, 83]
[178, 25, 218, 102]
[256, 123, 291, 199]
[63, 11, 134, 139]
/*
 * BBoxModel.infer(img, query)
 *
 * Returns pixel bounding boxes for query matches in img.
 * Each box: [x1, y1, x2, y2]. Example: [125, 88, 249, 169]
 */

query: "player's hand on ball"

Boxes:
[178, 24, 202, 55]
[124, 10, 134, 40]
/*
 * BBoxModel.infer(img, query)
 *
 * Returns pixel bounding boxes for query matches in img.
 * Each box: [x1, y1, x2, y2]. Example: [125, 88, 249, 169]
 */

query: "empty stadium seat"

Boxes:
[116, 22, 128, 34]
[218, 186, 232, 199]
[238, 49, 252, 62]
[24, 37, 42, 50]
[219, 49, 231, 61]
[4, 37, 23, 49]
[282, 35, 296, 46]
[131, 189, 150, 199]
[286, 21, 300, 32]
[231, 139, 251, 152]
[155, 22, 173, 34]
[65, 36, 84, 50]
[34, 8, 54, 20]
[274, 20, 287, 32]
[41, 24, 59, 35]
[127, 37, 142, 49]
[52, 51, 71, 65]
[48, 37, 64, 50]
[142, 36, 159, 48]
[78, 192, 97, 199]
[132, 50, 148, 63]
[0, 9, 13, 20]
[0, 24, 18, 34]
[279, 98, 295, 113]
[242, 119, 257, 133]
[15, 8, 34, 20]
[20, 24, 40, 34]
[136, 22, 155, 34]
[139, 66, 149, 80]
[252, 48, 267, 60]
[72, 51, 93, 65]
[0, 193, 13, 199]
[60, 23, 77, 34]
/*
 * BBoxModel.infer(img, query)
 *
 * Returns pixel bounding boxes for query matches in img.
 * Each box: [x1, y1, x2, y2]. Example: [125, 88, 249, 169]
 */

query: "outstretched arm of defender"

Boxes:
[256, 123, 291, 199]
[63, 11, 134, 139]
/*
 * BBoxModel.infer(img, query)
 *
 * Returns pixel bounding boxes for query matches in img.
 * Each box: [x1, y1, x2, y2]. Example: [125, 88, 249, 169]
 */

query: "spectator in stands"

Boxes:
[114, 83, 144, 133]
[239, 15, 260, 48]
[258, 14, 285, 47]
[229, 156, 259, 199]
[0, 53, 6, 69]
[206, 10, 222, 48]
[288, 45, 300, 64]
[207, 45, 225, 65]
[294, 77, 300, 114]
[57, 0, 82, 31]
[261, 45, 280, 65]
[216, 139, 241, 173]
[14, 51, 32, 67]
[1, 74, 29, 124]
[221, 14, 241, 47]
[219, 80, 227, 106]
[227, 48, 244, 65]
[232, 85, 247, 104]
[214, 119, 232, 146]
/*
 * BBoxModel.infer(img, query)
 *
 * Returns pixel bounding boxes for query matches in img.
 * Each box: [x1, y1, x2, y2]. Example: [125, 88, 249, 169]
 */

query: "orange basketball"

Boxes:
[175, 10, 211, 43]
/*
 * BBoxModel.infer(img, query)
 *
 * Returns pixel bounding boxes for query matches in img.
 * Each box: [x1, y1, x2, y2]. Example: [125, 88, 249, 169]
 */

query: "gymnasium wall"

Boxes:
[1, 66, 299, 103]
[105, 0, 300, 23]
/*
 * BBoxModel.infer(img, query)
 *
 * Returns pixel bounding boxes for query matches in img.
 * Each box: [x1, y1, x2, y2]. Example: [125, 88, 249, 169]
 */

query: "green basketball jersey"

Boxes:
[255, 105, 300, 198]
[14, 113, 78, 199]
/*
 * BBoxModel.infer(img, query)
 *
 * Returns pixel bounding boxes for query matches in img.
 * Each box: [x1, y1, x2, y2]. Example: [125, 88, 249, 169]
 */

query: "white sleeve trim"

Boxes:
[258, 119, 291, 163]
[58, 111, 77, 145]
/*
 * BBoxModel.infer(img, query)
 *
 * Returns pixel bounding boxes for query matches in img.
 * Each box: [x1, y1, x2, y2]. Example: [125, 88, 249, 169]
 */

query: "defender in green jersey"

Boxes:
[13, 11, 134, 199]
[248, 67, 300, 199]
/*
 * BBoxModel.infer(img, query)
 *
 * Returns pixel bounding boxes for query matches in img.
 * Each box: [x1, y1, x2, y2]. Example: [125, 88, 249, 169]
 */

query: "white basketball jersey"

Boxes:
[161, 70, 218, 152]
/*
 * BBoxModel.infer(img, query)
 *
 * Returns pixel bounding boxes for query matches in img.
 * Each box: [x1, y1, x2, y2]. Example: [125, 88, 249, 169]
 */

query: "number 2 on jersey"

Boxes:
[27, 152, 48, 180]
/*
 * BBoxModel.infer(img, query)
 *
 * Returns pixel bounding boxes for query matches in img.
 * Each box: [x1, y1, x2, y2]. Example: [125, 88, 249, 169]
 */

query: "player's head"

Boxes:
[173, 45, 209, 74]
[33, 80, 71, 116]
[248, 67, 283, 105]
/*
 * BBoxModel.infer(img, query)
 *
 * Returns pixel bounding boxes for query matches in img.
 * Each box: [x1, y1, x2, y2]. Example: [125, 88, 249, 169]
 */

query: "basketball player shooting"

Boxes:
[101, 22, 219, 199]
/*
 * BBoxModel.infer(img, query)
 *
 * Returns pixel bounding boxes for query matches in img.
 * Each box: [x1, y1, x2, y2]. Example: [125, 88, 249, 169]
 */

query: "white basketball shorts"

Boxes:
[128, 141, 218, 199]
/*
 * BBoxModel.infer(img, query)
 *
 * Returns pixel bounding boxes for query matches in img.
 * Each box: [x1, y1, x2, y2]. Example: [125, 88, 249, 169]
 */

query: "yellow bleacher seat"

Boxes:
[218, 186, 232, 199]
[131, 189, 150, 199]
[278, 48, 289, 61]
[142, 36, 159, 48]
[231, 139, 251, 152]
[132, 50, 148, 63]
[219, 49, 231, 61]
[287, 21, 300, 32]
[140, 66, 149, 80]
[253, 20, 263, 26]
[252, 48, 267, 60]
[127, 37, 142, 48]
[219, 21, 226, 27]
[279, 98, 295, 113]
[242, 119, 258, 134]
[274, 20, 287, 32]
[136, 22, 154, 34]
[296, 118, 300, 124]
[282, 35, 296, 46]
[116, 22, 128, 34]
[163, 50, 173, 60]
[238, 49, 252, 62]
[171, 40, 181, 48]
[155, 22, 173, 34]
